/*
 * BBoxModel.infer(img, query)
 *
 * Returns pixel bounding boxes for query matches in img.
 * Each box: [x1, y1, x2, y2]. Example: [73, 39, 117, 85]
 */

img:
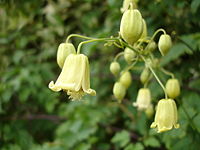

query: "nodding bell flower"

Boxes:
[133, 88, 151, 110]
[166, 78, 180, 99]
[151, 99, 180, 133]
[49, 54, 96, 100]
[120, 71, 132, 89]
[158, 34, 172, 56]
[57, 43, 76, 68]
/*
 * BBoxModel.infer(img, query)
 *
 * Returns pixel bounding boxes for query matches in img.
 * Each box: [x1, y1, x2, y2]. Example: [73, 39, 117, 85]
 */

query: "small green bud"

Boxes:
[158, 34, 172, 56]
[120, 71, 132, 89]
[120, 9, 143, 45]
[166, 78, 180, 99]
[57, 43, 76, 68]
[145, 41, 157, 53]
[110, 61, 120, 76]
[113, 82, 126, 103]
[140, 67, 150, 84]
[145, 105, 154, 118]
[124, 47, 136, 64]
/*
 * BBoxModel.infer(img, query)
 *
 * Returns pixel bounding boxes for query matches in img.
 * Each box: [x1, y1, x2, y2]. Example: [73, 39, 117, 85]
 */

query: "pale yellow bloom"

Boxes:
[49, 54, 96, 100]
[151, 99, 180, 133]
[133, 88, 151, 110]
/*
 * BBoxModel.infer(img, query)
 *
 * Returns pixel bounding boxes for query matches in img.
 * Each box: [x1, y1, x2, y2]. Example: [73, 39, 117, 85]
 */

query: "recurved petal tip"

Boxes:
[86, 89, 96, 96]
[48, 81, 62, 92]
[150, 122, 157, 128]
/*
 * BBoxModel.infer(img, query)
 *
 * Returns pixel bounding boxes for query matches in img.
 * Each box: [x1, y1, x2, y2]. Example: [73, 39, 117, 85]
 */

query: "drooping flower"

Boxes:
[49, 54, 96, 100]
[133, 88, 151, 110]
[150, 99, 180, 133]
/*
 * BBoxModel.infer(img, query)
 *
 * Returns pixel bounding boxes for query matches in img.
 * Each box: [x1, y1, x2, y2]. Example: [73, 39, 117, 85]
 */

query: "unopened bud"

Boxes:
[120, 71, 132, 89]
[124, 47, 136, 64]
[120, 9, 143, 45]
[110, 62, 120, 76]
[166, 78, 180, 99]
[57, 43, 76, 68]
[113, 82, 126, 103]
[140, 67, 150, 84]
[158, 34, 172, 56]
[145, 105, 154, 118]
[145, 41, 157, 53]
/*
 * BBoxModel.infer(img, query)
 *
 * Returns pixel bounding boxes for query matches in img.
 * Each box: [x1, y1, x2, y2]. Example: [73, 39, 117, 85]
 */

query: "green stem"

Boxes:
[160, 67, 175, 78]
[114, 52, 124, 62]
[141, 56, 168, 99]
[120, 40, 141, 54]
[77, 38, 118, 54]
[124, 57, 138, 72]
[66, 34, 96, 43]
[151, 28, 166, 41]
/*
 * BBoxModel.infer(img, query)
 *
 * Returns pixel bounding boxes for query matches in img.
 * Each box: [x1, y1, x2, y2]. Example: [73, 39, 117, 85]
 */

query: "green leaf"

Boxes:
[144, 137, 160, 148]
[191, 0, 200, 13]
[111, 130, 130, 148]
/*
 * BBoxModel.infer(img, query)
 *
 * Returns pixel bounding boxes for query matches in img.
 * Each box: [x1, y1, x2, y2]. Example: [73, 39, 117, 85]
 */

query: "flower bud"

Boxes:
[113, 82, 126, 103]
[120, 71, 132, 89]
[151, 99, 180, 133]
[140, 19, 147, 39]
[121, 0, 137, 13]
[110, 61, 120, 76]
[57, 43, 76, 68]
[145, 105, 154, 118]
[140, 67, 150, 84]
[145, 41, 157, 53]
[133, 88, 151, 110]
[166, 78, 180, 99]
[124, 47, 136, 64]
[120, 9, 143, 45]
[158, 34, 172, 56]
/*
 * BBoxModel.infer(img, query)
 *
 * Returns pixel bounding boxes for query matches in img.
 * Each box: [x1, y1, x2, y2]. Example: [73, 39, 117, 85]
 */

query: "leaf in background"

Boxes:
[111, 130, 130, 148]
[191, 0, 200, 13]
[144, 137, 160, 148]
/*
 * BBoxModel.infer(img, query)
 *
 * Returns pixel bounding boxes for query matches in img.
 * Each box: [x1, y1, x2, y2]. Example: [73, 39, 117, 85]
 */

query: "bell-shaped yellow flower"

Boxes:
[49, 54, 96, 100]
[151, 99, 180, 133]
[133, 88, 151, 110]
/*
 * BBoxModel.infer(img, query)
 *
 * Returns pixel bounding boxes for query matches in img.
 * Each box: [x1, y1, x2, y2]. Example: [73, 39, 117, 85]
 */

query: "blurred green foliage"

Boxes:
[0, 0, 200, 150]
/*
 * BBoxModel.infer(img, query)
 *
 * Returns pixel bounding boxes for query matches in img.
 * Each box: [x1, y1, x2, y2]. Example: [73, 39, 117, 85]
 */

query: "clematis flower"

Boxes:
[49, 54, 96, 100]
[150, 99, 180, 133]
[133, 88, 151, 110]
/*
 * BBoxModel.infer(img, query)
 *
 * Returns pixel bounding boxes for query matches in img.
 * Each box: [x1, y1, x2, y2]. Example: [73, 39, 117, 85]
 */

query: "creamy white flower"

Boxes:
[133, 88, 151, 110]
[151, 99, 180, 133]
[49, 54, 96, 100]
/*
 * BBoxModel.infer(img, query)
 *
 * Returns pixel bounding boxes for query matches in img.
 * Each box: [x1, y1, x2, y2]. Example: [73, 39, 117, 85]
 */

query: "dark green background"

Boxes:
[0, 0, 200, 150]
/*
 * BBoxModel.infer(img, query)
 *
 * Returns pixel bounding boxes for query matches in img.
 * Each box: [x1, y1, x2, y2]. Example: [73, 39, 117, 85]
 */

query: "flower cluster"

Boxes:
[48, 0, 181, 133]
